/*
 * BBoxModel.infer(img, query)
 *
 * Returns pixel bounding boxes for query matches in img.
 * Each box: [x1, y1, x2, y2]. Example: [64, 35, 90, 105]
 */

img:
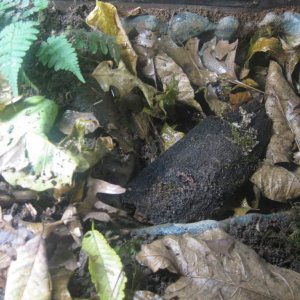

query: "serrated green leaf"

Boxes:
[82, 229, 127, 300]
[37, 34, 85, 83]
[0, 21, 39, 95]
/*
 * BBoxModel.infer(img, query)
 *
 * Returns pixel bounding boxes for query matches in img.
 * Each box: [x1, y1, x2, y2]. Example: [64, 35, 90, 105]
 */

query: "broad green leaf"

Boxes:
[0, 96, 58, 156]
[82, 229, 127, 300]
[4, 234, 51, 300]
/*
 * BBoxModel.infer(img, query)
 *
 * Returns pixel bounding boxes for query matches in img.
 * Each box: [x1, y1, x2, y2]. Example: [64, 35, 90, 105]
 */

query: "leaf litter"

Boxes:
[1, 1, 300, 300]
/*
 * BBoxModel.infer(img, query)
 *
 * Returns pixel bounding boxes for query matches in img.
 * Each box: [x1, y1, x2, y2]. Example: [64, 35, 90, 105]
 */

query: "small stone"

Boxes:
[215, 16, 239, 40]
[169, 12, 215, 44]
[121, 15, 167, 35]
[259, 12, 281, 27]
[281, 12, 300, 36]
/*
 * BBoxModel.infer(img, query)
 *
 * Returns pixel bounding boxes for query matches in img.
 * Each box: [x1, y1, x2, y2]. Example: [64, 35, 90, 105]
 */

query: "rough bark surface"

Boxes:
[122, 100, 272, 224]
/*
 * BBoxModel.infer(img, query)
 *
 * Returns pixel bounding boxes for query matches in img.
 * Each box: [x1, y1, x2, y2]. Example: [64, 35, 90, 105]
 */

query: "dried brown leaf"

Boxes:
[133, 30, 158, 84]
[154, 53, 202, 111]
[251, 164, 300, 202]
[137, 229, 300, 300]
[159, 36, 217, 86]
[201, 37, 238, 79]
[92, 60, 156, 107]
[5, 235, 51, 300]
[265, 61, 300, 163]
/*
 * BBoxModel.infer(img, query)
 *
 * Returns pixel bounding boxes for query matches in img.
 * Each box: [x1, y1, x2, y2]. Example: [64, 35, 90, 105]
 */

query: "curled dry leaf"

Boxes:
[134, 30, 158, 84]
[246, 37, 282, 65]
[201, 37, 238, 79]
[87, 177, 126, 195]
[154, 53, 202, 111]
[265, 61, 300, 162]
[86, 1, 137, 74]
[158, 36, 217, 86]
[285, 49, 300, 86]
[5, 234, 51, 300]
[58, 110, 99, 135]
[79, 177, 126, 221]
[92, 60, 156, 107]
[251, 164, 300, 202]
[136, 228, 300, 300]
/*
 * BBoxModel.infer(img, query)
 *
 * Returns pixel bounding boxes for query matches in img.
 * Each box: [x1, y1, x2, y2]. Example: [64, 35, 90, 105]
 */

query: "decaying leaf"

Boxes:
[251, 164, 300, 202]
[58, 110, 99, 135]
[61, 205, 82, 244]
[229, 91, 252, 107]
[233, 198, 257, 216]
[79, 177, 127, 221]
[0, 96, 58, 157]
[0, 133, 78, 192]
[201, 37, 238, 79]
[5, 234, 51, 300]
[92, 60, 156, 107]
[86, 1, 137, 74]
[48, 241, 78, 300]
[246, 37, 282, 65]
[285, 49, 300, 86]
[204, 85, 231, 116]
[265, 61, 300, 161]
[160, 123, 184, 151]
[158, 36, 217, 86]
[155, 53, 202, 111]
[59, 118, 113, 172]
[82, 229, 127, 300]
[137, 228, 300, 300]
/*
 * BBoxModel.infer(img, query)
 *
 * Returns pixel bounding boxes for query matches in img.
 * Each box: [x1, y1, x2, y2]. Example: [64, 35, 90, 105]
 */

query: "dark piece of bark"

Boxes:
[122, 100, 272, 224]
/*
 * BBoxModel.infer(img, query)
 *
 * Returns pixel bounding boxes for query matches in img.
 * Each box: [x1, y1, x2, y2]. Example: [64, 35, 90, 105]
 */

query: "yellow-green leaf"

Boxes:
[86, 0, 137, 74]
[82, 229, 127, 300]
[246, 37, 282, 65]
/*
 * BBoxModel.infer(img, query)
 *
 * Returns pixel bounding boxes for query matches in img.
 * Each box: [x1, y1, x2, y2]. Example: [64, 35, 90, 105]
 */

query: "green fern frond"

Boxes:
[37, 35, 85, 83]
[0, 21, 39, 96]
[71, 29, 121, 64]
[0, 0, 47, 23]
